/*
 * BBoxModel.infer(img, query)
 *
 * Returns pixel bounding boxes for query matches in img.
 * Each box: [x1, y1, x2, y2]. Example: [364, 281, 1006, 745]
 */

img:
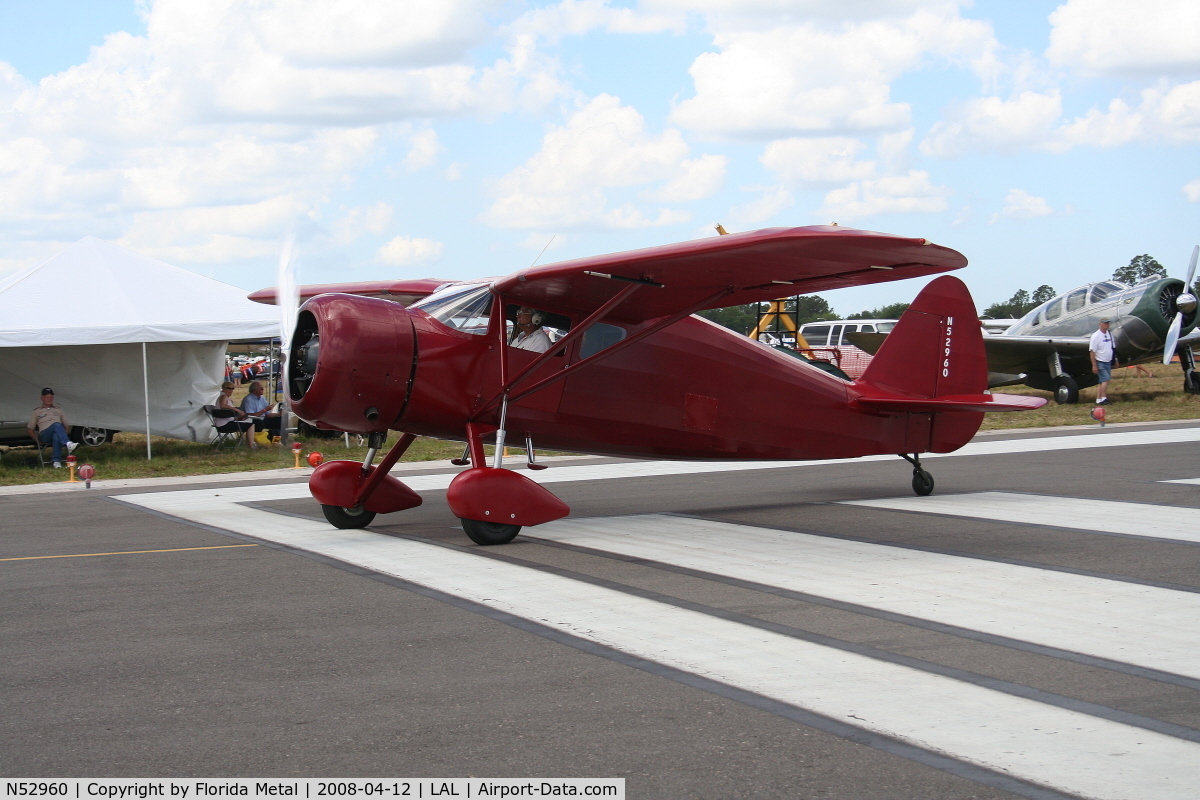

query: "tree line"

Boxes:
[698, 253, 1170, 335]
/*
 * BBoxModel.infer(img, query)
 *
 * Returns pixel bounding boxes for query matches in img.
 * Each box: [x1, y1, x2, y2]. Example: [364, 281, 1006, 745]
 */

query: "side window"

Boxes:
[1065, 288, 1087, 313]
[1090, 282, 1121, 303]
[860, 324, 875, 333]
[829, 324, 844, 345]
[802, 325, 829, 346]
[1044, 299, 1062, 322]
[580, 323, 626, 359]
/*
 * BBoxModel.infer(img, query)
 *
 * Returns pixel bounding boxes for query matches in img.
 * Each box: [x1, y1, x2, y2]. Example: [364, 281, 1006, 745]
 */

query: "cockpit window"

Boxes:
[1089, 282, 1123, 303]
[1065, 287, 1087, 313]
[411, 284, 492, 335]
[1044, 299, 1063, 321]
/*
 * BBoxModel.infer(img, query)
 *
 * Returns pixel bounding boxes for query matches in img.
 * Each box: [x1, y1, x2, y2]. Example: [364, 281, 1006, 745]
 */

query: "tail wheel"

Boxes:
[321, 504, 377, 529]
[912, 470, 935, 496]
[1053, 375, 1079, 404]
[461, 518, 521, 545]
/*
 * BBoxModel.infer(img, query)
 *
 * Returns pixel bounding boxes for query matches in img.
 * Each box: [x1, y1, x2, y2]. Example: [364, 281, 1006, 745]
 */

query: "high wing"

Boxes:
[493, 225, 966, 324]
[249, 278, 449, 306]
[847, 331, 1092, 377]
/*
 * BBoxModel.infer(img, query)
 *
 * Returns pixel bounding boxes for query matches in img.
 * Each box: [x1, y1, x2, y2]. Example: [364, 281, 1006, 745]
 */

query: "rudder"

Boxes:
[858, 275, 988, 398]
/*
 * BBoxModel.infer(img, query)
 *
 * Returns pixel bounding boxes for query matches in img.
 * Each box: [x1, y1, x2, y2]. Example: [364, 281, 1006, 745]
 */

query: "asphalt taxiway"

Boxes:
[4, 420, 1200, 799]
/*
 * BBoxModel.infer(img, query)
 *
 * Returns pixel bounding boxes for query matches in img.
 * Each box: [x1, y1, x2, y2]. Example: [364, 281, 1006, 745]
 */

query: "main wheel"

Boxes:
[1053, 375, 1079, 404]
[1185, 372, 1200, 395]
[912, 470, 935, 496]
[461, 518, 521, 545]
[321, 504, 377, 529]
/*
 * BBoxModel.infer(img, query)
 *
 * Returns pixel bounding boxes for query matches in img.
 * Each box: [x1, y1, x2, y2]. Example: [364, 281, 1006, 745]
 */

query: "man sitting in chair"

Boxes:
[240, 380, 281, 440]
[27, 388, 78, 468]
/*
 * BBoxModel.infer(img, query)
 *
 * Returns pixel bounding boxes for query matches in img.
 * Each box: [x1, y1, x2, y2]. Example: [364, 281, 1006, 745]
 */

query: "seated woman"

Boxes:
[215, 381, 255, 448]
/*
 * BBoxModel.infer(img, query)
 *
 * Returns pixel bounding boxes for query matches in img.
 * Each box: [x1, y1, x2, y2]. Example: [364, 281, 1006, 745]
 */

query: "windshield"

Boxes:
[411, 284, 493, 335]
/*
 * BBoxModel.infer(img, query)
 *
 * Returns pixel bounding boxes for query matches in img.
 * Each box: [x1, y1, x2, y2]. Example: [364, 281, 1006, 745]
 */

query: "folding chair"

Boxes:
[204, 405, 246, 450]
[36, 437, 54, 468]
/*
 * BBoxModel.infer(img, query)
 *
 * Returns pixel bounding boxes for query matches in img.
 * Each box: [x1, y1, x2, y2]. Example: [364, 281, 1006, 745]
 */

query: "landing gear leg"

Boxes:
[1182, 347, 1200, 395]
[900, 454, 935, 496]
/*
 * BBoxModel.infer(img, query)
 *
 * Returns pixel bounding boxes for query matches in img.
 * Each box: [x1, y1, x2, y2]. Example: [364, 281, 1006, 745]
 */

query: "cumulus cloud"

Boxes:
[920, 91, 1063, 157]
[377, 235, 446, 266]
[1047, 0, 1200, 77]
[818, 170, 950, 219]
[1184, 179, 1200, 202]
[760, 137, 876, 186]
[641, 155, 728, 202]
[726, 185, 796, 228]
[510, 0, 684, 42]
[988, 189, 1054, 223]
[403, 128, 443, 172]
[482, 94, 716, 230]
[670, 8, 998, 140]
[0, 0, 568, 269]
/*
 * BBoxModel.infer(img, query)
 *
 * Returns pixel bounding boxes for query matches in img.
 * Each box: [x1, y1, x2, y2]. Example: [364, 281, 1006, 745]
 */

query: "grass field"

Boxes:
[2, 365, 1196, 485]
[978, 364, 1200, 430]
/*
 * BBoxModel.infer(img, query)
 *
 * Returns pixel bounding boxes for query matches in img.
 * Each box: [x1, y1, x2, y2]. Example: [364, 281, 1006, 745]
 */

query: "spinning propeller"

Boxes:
[1162, 245, 1199, 365]
[275, 233, 300, 438]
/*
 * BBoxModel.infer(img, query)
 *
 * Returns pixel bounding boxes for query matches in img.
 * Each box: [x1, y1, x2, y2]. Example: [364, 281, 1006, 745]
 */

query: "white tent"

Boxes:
[0, 237, 279, 447]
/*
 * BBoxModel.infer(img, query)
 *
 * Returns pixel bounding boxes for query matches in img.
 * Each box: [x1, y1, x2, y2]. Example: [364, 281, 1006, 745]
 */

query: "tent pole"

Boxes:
[142, 342, 152, 460]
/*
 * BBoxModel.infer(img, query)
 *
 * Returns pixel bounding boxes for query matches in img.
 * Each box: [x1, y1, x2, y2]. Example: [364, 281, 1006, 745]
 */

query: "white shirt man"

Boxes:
[1089, 319, 1117, 404]
[511, 307, 553, 353]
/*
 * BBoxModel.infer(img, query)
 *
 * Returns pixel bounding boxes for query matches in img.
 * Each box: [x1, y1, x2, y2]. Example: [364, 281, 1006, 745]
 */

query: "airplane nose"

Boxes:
[288, 294, 417, 433]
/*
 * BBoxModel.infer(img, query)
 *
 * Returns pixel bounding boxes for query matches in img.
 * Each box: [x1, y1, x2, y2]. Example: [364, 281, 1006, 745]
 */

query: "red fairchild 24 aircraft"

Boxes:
[251, 225, 1045, 545]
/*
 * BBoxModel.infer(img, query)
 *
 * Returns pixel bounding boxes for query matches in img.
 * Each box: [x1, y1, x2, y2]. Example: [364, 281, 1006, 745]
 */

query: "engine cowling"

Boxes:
[288, 294, 416, 434]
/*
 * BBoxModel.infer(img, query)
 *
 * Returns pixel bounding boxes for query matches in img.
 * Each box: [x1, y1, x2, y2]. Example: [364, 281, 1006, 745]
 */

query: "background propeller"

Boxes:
[1162, 245, 1199, 365]
[275, 232, 299, 442]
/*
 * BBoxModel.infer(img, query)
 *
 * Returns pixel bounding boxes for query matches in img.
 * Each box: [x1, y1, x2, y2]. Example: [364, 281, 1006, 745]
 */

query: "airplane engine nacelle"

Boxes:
[287, 294, 417, 434]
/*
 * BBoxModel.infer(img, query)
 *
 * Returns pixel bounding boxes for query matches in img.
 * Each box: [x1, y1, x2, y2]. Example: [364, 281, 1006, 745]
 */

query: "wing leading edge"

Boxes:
[493, 225, 966, 324]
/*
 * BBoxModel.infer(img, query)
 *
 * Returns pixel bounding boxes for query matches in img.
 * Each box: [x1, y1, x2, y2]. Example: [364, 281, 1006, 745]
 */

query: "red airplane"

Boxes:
[252, 225, 1045, 545]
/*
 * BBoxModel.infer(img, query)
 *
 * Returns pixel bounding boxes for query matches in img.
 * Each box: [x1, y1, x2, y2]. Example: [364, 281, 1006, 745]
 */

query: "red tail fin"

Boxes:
[855, 276, 1044, 452]
[859, 275, 987, 397]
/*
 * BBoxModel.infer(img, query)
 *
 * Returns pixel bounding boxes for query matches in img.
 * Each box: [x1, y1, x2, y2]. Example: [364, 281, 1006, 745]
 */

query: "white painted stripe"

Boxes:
[118, 488, 1200, 800]
[842, 492, 1200, 545]
[526, 514, 1200, 680]
[165, 425, 1200, 507]
[1161, 477, 1200, 485]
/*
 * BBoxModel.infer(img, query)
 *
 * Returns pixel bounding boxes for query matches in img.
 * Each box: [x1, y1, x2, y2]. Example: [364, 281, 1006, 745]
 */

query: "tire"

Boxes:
[461, 518, 521, 545]
[71, 426, 112, 447]
[911, 470, 935, 496]
[1053, 375, 1079, 405]
[1185, 372, 1200, 395]
[321, 504, 377, 529]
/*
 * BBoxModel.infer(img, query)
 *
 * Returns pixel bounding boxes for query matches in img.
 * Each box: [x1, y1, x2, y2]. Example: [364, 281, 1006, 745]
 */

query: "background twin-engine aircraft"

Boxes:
[252, 225, 1044, 545]
[850, 248, 1200, 404]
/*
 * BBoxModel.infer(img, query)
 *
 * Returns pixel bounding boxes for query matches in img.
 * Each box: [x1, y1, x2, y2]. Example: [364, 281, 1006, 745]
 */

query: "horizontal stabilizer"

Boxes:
[856, 393, 1046, 413]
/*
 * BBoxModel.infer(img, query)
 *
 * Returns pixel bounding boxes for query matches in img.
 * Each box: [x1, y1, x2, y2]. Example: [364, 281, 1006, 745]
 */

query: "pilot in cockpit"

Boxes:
[509, 306, 553, 353]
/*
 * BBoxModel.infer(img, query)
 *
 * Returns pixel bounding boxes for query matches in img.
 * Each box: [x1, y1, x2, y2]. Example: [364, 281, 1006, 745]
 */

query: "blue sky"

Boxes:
[1, 0, 1198, 316]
